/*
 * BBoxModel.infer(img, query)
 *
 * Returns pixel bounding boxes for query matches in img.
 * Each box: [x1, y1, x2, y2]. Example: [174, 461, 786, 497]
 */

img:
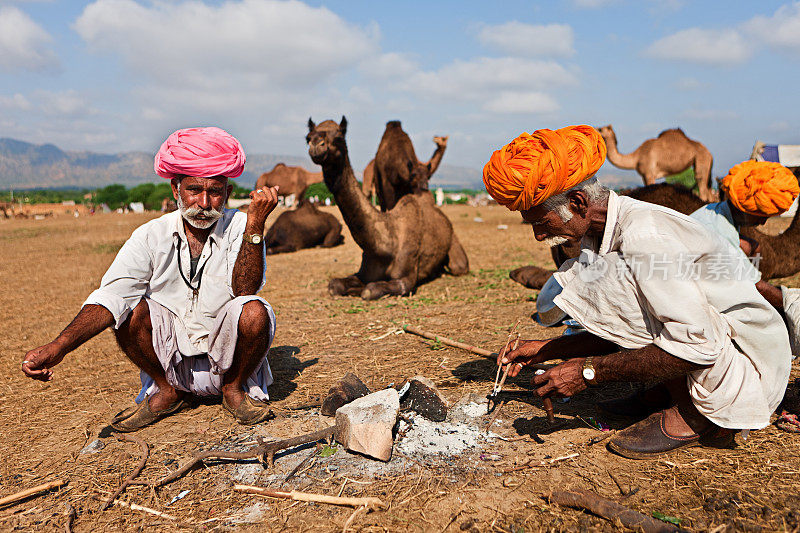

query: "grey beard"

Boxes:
[177, 196, 223, 229]
[542, 235, 569, 248]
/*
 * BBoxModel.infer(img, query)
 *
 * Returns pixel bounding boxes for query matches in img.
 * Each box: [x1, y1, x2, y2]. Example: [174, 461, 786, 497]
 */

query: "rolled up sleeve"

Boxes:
[83, 231, 153, 328]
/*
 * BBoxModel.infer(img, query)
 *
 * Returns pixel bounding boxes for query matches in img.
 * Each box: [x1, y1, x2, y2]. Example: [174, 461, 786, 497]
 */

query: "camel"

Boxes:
[372, 122, 448, 211]
[264, 197, 344, 255]
[742, 208, 800, 279]
[255, 163, 324, 200]
[306, 116, 468, 300]
[362, 131, 448, 209]
[598, 125, 715, 202]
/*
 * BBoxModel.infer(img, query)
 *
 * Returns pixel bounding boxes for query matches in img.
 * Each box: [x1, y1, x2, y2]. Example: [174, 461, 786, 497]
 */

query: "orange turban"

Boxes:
[482, 125, 607, 211]
[721, 160, 799, 217]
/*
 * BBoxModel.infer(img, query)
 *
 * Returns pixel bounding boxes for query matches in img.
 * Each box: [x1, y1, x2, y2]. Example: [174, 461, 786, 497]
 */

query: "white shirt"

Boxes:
[84, 209, 265, 355]
[689, 201, 741, 250]
[553, 191, 790, 429]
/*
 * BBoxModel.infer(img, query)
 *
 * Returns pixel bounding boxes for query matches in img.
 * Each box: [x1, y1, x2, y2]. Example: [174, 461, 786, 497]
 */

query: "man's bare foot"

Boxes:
[149, 385, 184, 412]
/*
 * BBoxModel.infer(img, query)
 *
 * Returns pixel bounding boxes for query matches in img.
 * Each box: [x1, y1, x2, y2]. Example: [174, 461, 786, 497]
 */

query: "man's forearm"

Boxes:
[54, 304, 115, 355]
[232, 220, 265, 296]
[537, 331, 618, 361]
[593, 344, 708, 384]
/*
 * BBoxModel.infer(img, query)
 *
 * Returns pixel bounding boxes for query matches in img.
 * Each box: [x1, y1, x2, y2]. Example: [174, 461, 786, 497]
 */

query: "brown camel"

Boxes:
[742, 209, 800, 279]
[255, 163, 323, 199]
[598, 125, 715, 202]
[264, 198, 344, 255]
[306, 116, 468, 300]
[372, 122, 448, 211]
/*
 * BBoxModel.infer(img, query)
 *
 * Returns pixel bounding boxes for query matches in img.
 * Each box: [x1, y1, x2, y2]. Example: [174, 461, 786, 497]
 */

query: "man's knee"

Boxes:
[238, 300, 270, 338]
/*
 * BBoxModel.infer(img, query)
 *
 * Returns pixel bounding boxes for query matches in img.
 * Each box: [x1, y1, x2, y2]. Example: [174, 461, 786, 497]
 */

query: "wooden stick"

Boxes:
[102, 434, 149, 510]
[0, 479, 68, 508]
[402, 325, 549, 370]
[153, 426, 335, 487]
[234, 485, 386, 512]
[501, 453, 578, 473]
[547, 489, 679, 533]
[94, 495, 178, 521]
[63, 503, 76, 533]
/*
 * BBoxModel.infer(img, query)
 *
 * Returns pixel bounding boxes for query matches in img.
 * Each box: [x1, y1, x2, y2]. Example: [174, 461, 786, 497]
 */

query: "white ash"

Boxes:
[396, 413, 495, 457]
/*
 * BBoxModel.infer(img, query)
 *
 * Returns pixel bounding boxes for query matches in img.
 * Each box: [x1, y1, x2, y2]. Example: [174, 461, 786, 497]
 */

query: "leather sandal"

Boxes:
[111, 396, 186, 433]
[597, 384, 671, 419]
[222, 395, 275, 426]
[607, 410, 735, 460]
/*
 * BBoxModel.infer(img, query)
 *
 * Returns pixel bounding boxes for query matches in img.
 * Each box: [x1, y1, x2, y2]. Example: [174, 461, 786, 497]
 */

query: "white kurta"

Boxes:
[553, 191, 790, 430]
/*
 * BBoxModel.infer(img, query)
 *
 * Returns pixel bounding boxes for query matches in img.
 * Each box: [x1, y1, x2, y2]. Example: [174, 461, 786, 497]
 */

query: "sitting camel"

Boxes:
[372, 122, 448, 211]
[598, 125, 715, 202]
[255, 163, 323, 200]
[510, 184, 706, 289]
[306, 116, 468, 299]
[264, 198, 344, 255]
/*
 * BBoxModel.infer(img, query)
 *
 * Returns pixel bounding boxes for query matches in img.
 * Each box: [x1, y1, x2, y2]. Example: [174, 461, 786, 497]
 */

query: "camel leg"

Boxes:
[694, 155, 714, 202]
[321, 229, 344, 248]
[329, 275, 365, 296]
[266, 244, 297, 255]
[446, 234, 469, 275]
[360, 277, 414, 301]
[641, 171, 656, 187]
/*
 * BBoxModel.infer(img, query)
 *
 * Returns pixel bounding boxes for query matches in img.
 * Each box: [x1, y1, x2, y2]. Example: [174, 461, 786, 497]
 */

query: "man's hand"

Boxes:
[497, 339, 546, 377]
[246, 186, 279, 234]
[21, 341, 66, 382]
[532, 358, 587, 398]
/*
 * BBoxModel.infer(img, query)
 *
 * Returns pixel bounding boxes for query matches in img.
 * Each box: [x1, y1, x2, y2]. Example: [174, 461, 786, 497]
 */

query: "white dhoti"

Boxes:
[135, 295, 276, 403]
[553, 251, 790, 430]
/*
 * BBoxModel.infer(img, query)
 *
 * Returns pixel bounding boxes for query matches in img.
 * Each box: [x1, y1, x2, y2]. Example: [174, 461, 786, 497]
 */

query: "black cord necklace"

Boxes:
[176, 240, 210, 298]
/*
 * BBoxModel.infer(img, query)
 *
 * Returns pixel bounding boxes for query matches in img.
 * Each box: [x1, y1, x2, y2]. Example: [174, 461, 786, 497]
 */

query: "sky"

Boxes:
[1, 0, 800, 185]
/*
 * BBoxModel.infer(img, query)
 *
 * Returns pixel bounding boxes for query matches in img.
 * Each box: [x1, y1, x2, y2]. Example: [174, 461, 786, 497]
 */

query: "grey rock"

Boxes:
[335, 388, 399, 461]
[79, 439, 105, 454]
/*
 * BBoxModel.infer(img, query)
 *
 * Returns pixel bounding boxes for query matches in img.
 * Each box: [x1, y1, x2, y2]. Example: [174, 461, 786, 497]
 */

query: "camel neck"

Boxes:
[425, 144, 446, 177]
[322, 153, 383, 251]
[604, 134, 638, 169]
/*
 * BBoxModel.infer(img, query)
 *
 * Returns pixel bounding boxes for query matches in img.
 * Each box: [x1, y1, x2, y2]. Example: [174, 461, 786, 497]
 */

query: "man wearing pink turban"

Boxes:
[22, 127, 282, 431]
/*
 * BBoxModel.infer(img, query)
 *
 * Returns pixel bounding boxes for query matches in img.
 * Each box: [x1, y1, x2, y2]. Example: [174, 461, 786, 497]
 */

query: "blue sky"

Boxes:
[1, 0, 799, 186]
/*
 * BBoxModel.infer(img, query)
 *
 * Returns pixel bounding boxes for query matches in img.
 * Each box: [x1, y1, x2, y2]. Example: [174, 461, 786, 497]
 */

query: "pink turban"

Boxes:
[154, 127, 246, 179]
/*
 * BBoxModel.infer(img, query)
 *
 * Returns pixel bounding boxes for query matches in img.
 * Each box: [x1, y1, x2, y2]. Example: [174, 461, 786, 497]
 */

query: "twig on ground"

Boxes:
[282, 444, 322, 486]
[102, 434, 149, 510]
[440, 502, 468, 532]
[342, 505, 367, 532]
[501, 453, 579, 473]
[152, 426, 334, 487]
[63, 503, 76, 533]
[588, 430, 616, 446]
[234, 484, 386, 511]
[93, 494, 177, 521]
[0, 479, 68, 508]
[547, 489, 680, 533]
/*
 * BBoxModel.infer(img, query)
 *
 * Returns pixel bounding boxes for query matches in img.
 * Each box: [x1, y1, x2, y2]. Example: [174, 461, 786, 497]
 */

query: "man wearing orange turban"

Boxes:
[485, 126, 791, 459]
[690, 160, 800, 359]
[22, 127, 284, 431]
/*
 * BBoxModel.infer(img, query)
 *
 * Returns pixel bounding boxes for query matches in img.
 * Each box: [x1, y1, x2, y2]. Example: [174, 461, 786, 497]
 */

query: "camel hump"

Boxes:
[385, 120, 403, 129]
[272, 162, 288, 170]
[657, 128, 686, 138]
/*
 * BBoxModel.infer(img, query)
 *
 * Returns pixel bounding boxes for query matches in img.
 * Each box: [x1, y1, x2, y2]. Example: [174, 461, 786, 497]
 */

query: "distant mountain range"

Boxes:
[0, 137, 487, 191]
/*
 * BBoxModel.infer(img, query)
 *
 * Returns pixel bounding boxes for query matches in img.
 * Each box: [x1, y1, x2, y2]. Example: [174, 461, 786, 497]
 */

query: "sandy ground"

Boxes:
[0, 204, 798, 532]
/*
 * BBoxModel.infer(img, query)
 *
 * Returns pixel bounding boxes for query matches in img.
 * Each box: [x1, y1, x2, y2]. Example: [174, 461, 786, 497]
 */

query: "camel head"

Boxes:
[597, 125, 616, 144]
[433, 136, 448, 148]
[307, 116, 348, 165]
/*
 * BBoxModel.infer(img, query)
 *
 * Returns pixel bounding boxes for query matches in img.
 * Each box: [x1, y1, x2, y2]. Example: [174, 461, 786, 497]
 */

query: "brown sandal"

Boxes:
[111, 396, 186, 433]
[222, 395, 275, 426]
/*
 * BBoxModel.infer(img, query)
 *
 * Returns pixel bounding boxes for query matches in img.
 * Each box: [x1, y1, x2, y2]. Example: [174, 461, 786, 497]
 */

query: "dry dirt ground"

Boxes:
[1, 204, 799, 532]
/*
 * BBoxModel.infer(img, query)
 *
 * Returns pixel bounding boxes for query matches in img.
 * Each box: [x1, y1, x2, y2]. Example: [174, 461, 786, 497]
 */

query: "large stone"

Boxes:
[321, 373, 371, 417]
[335, 388, 399, 462]
[399, 376, 449, 422]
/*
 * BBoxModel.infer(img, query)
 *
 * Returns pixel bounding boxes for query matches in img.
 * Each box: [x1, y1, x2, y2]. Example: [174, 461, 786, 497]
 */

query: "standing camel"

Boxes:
[306, 116, 468, 300]
[372, 122, 448, 211]
[255, 163, 323, 200]
[362, 131, 448, 209]
[598, 125, 715, 202]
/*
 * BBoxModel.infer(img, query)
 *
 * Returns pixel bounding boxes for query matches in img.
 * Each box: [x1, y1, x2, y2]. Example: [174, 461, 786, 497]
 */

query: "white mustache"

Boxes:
[177, 196, 223, 229]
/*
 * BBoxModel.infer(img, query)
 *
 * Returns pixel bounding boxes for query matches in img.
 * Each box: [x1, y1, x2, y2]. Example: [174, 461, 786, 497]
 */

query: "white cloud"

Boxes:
[0, 6, 57, 71]
[673, 77, 705, 91]
[74, 0, 377, 89]
[35, 90, 97, 117]
[484, 91, 559, 114]
[478, 22, 574, 57]
[0, 93, 31, 110]
[745, 2, 800, 54]
[361, 52, 418, 80]
[572, 0, 618, 8]
[644, 27, 750, 65]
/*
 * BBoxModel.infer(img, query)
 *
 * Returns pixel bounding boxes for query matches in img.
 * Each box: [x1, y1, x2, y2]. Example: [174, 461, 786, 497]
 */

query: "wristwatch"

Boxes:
[243, 233, 263, 245]
[582, 356, 598, 386]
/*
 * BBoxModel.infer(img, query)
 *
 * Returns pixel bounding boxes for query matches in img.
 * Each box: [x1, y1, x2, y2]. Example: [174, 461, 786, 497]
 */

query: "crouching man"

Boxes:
[22, 127, 281, 431]
[483, 126, 791, 459]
